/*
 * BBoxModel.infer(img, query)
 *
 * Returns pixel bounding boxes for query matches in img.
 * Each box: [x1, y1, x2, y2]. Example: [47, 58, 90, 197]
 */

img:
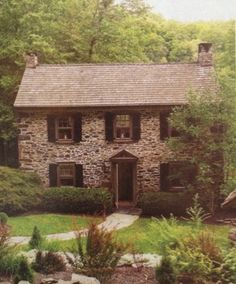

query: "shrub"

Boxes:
[71, 223, 127, 283]
[0, 212, 8, 225]
[32, 251, 66, 274]
[42, 187, 113, 214]
[155, 256, 176, 284]
[216, 248, 236, 284]
[29, 226, 43, 249]
[147, 216, 197, 254]
[13, 256, 34, 284]
[137, 190, 195, 216]
[0, 167, 43, 215]
[185, 194, 211, 228]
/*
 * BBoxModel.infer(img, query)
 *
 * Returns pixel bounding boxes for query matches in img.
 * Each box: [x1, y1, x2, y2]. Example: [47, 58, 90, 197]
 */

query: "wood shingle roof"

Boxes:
[14, 63, 215, 108]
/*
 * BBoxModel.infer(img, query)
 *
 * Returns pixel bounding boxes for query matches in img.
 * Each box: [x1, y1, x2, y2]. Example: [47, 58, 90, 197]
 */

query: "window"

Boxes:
[49, 163, 83, 187]
[114, 114, 132, 140]
[160, 112, 179, 140]
[105, 112, 140, 142]
[58, 163, 75, 186]
[47, 113, 82, 143]
[56, 116, 74, 141]
[160, 161, 197, 192]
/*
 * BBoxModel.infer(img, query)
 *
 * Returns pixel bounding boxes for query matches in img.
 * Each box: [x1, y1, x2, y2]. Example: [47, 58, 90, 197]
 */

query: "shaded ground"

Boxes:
[34, 267, 157, 284]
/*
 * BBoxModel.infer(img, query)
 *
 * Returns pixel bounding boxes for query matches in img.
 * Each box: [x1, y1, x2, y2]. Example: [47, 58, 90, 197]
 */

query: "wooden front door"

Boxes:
[118, 162, 133, 202]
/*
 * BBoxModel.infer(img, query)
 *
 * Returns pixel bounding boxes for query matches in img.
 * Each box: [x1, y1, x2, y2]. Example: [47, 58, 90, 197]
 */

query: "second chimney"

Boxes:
[198, 43, 213, 66]
[25, 53, 38, 68]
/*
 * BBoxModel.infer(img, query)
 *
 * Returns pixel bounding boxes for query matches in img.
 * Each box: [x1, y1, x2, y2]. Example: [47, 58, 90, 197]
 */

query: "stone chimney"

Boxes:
[25, 53, 38, 68]
[198, 43, 213, 66]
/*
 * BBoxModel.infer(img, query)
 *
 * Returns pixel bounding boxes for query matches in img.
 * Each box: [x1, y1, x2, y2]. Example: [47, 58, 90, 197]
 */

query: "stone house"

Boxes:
[14, 43, 215, 207]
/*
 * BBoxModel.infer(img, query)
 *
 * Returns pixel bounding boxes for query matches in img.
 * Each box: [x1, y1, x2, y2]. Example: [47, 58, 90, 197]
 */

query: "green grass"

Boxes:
[17, 217, 231, 254]
[8, 213, 103, 236]
[115, 218, 231, 253]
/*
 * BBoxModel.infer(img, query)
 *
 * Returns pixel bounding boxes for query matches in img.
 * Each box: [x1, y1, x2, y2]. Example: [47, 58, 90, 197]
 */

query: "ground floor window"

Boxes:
[160, 161, 197, 191]
[58, 163, 75, 186]
[49, 163, 83, 187]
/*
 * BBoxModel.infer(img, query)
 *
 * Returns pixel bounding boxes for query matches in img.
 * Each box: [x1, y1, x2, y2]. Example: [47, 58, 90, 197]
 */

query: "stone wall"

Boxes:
[17, 108, 173, 192]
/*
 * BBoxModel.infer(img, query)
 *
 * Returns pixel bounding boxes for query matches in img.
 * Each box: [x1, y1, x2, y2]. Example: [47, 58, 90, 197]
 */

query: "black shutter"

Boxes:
[132, 113, 141, 141]
[47, 115, 56, 142]
[49, 163, 58, 187]
[160, 112, 169, 140]
[160, 163, 169, 191]
[105, 112, 114, 141]
[73, 113, 82, 142]
[75, 164, 83, 187]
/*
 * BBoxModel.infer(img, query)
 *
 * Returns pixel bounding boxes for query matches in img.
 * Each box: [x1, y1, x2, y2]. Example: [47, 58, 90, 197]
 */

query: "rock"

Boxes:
[71, 274, 100, 284]
[229, 228, 236, 245]
[18, 281, 31, 284]
[19, 249, 37, 264]
[118, 253, 162, 267]
[40, 278, 58, 284]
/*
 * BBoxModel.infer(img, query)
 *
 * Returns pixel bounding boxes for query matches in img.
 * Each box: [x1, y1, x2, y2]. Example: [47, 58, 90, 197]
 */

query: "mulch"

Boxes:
[110, 266, 157, 284]
[33, 266, 157, 284]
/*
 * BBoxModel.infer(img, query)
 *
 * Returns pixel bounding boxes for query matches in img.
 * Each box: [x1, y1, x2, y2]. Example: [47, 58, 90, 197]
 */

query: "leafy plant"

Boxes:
[13, 256, 34, 284]
[155, 256, 176, 284]
[185, 194, 211, 228]
[147, 216, 196, 254]
[0, 212, 8, 225]
[32, 251, 66, 274]
[29, 226, 43, 249]
[71, 223, 127, 283]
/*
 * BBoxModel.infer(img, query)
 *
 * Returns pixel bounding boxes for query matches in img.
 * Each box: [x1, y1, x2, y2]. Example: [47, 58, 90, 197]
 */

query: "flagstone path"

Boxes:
[9, 208, 141, 245]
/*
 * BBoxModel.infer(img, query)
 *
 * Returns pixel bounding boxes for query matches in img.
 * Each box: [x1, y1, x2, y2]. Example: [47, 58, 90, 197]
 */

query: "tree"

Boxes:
[167, 80, 236, 214]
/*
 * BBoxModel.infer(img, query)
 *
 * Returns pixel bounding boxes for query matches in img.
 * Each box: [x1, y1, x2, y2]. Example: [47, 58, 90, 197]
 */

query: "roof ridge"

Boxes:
[37, 62, 200, 67]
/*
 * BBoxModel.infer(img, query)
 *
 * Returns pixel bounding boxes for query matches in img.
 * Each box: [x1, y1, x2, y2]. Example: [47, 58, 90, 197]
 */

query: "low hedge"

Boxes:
[42, 187, 113, 214]
[0, 166, 43, 215]
[137, 191, 195, 216]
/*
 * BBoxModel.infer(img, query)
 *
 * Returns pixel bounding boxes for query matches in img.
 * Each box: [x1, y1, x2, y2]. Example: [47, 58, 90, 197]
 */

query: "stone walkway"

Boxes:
[9, 208, 141, 245]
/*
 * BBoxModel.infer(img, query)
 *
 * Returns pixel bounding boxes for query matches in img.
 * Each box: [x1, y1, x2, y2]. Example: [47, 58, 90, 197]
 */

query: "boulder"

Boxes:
[18, 281, 31, 284]
[71, 274, 100, 284]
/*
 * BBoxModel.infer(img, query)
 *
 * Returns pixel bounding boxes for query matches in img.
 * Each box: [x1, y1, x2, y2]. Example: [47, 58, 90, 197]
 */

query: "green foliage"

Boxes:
[147, 216, 197, 254]
[0, 212, 8, 225]
[32, 251, 66, 274]
[185, 194, 211, 228]
[72, 223, 127, 283]
[168, 85, 236, 214]
[13, 256, 34, 284]
[29, 226, 43, 249]
[137, 191, 195, 216]
[42, 187, 113, 214]
[0, 104, 16, 141]
[155, 256, 176, 284]
[0, 167, 43, 215]
[218, 248, 236, 283]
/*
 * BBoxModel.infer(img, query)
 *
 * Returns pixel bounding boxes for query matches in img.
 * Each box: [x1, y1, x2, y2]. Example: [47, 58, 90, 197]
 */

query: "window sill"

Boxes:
[113, 139, 135, 144]
[168, 186, 185, 192]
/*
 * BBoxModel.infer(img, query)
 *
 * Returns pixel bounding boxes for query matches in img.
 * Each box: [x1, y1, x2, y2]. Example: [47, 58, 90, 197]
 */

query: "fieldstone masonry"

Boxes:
[17, 108, 172, 192]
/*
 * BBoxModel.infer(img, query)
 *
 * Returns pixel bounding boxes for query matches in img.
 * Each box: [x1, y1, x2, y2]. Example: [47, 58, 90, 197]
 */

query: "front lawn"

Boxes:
[115, 218, 232, 253]
[15, 216, 231, 254]
[8, 213, 102, 236]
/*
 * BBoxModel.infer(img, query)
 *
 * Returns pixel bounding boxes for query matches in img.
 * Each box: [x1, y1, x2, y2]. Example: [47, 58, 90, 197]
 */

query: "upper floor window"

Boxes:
[160, 112, 179, 140]
[56, 116, 74, 141]
[105, 112, 140, 142]
[47, 113, 82, 143]
[114, 114, 132, 140]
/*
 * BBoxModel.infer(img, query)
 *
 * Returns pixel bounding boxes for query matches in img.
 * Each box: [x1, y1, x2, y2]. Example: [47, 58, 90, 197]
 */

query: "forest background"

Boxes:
[0, 0, 235, 159]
